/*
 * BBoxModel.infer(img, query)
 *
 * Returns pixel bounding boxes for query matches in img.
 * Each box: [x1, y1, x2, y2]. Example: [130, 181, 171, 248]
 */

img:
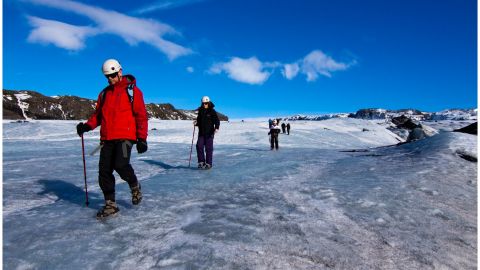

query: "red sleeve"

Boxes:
[85, 92, 103, 130]
[133, 86, 148, 140]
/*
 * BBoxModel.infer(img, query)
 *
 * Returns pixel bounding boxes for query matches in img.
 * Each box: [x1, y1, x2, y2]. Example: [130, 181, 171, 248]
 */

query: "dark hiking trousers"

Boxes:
[196, 135, 214, 165]
[99, 140, 139, 201]
[270, 134, 279, 149]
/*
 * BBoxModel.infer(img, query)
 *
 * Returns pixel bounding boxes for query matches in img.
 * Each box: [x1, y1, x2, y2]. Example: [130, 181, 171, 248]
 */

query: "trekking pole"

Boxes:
[188, 125, 196, 167]
[81, 134, 89, 206]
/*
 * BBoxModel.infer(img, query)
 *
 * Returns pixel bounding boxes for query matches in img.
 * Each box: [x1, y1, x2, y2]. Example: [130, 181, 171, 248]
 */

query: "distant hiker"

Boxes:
[194, 96, 220, 169]
[76, 59, 148, 219]
[286, 123, 291, 135]
[268, 119, 281, 150]
[281, 122, 286, 133]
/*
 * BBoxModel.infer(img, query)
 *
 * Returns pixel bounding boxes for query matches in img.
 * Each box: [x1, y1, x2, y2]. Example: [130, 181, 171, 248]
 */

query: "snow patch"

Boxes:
[14, 94, 32, 120]
[15, 93, 32, 100]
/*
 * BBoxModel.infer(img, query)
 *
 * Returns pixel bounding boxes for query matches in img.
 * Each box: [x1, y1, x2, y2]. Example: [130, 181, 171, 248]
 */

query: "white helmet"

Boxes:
[201, 96, 210, 103]
[102, 59, 122, 75]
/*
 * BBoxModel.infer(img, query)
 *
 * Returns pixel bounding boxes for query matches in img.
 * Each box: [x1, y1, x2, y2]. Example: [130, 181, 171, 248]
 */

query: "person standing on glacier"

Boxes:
[194, 96, 220, 169]
[268, 119, 281, 150]
[76, 59, 148, 219]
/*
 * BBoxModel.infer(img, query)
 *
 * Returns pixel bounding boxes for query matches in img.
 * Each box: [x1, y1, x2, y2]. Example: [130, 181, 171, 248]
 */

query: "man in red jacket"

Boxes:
[76, 59, 148, 218]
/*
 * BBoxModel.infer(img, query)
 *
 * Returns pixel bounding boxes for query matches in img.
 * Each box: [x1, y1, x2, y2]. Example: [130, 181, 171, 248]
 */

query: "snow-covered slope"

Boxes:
[430, 109, 477, 120]
[3, 119, 477, 269]
[284, 108, 477, 121]
[149, 118, 404, 148]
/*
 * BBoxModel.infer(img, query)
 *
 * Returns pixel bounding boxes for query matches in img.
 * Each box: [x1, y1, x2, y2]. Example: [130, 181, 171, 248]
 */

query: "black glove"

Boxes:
[136, 139, 148, 154]
[76, 122, 91, 137]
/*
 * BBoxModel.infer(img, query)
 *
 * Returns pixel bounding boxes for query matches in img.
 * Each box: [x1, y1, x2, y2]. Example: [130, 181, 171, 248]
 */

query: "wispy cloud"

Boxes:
[133, 0, 207, 15]
[186, 66, 194, 73]
[27, 16, 98, 50]
[210, 50, 354, 84]
[300, 50, 350, 81]
[26, 0, 192, 59]
[209, 57, 272, 85]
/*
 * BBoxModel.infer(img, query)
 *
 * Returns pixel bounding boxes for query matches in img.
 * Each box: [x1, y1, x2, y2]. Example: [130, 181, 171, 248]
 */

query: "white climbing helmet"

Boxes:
[102, 59, 122, 75]
[201, 96, 210, 103]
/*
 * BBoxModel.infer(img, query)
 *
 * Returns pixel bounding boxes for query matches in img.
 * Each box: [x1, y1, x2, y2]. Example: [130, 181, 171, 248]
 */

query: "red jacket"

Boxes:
[86, 75, 148, 141]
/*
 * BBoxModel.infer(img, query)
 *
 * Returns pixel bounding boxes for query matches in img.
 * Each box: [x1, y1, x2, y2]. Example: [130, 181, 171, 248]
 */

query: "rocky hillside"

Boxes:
[3, 90, 228, 121]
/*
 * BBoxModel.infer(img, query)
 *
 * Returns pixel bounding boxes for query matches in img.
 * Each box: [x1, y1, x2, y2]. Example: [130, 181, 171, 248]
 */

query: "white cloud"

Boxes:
[280, 50, 352, 82]
[26, 0, 192, 59]
[282, 63, 300, 80]
[186, 66, 194, 73]
[27, 16, 98, 50]
[301, 50, 349, 81]
[134, 0, 207, 15]
[209, 57, 271, 85]
[213, 51, 353, 84]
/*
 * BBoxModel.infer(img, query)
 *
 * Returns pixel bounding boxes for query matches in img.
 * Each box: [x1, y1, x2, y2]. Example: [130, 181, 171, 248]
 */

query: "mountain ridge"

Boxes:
[3, 89, 229, 121]
[285, 108, 477, 121]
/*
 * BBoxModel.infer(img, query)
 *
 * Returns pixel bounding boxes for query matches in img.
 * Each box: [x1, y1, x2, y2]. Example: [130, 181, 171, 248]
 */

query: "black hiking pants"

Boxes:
[270, 134, 279, 149]
[99, 140, 139, 202]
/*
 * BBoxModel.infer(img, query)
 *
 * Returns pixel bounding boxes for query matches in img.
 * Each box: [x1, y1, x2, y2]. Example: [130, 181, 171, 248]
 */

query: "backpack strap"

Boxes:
[126, 83, 135, 113]
[126, 84, 134, 102]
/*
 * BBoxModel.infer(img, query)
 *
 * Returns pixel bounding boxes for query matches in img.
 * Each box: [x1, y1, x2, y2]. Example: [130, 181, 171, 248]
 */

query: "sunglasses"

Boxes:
[202, 102, 209, 105]
[105, 72, 118, 79]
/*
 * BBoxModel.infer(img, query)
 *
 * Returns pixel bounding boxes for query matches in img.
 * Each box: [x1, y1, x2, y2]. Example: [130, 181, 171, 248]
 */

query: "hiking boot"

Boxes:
[131, 185, 142, 205]
[198, 162, 205, 169]
[96, 200, 119, 219]
[203, 163, 212, 170]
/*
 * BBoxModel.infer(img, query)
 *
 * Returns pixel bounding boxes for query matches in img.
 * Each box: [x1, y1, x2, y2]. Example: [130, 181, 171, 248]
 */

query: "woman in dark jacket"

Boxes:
[194, 96, 220, 169]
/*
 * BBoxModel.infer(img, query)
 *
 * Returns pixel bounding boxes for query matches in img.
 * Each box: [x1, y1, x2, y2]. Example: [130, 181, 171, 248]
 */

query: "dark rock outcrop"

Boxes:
[391, 115, 420, 130]
[389, 115, 434, 142]
[453, 122, 477, 135]
[406, 127, 427, 142]
[351, 109, 386, 120]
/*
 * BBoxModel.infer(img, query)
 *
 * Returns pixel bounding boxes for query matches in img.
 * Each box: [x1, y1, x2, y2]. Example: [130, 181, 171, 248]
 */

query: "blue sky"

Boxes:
[4, 0, 477, 118]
